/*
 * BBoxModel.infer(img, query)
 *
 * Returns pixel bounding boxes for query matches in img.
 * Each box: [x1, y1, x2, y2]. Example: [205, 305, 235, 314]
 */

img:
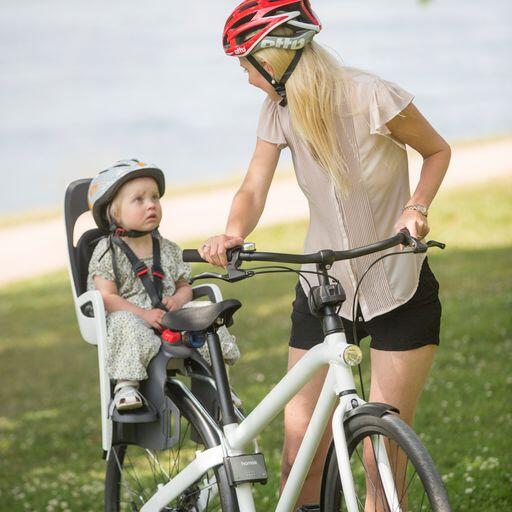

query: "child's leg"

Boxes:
[106, 310, 161, 382]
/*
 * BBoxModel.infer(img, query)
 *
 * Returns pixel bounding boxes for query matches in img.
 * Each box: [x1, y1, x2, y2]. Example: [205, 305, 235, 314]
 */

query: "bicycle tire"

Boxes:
[104, 381, 237, 511]
[321, 412, 451, 511]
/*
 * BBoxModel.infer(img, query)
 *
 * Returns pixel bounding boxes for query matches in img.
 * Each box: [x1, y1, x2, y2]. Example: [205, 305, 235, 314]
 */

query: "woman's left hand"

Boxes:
[394, 210, 430, 240]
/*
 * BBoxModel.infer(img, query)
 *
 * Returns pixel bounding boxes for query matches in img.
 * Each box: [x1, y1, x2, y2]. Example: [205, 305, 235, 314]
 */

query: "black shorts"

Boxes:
[289, 258, 442, 351]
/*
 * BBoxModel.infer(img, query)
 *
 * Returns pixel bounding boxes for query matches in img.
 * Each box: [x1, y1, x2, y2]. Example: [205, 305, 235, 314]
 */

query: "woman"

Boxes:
[200, 1, 451, 509]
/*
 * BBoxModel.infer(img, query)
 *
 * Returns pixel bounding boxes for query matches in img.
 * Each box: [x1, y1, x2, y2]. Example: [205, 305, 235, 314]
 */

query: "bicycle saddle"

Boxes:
[161, 299, 242, 332]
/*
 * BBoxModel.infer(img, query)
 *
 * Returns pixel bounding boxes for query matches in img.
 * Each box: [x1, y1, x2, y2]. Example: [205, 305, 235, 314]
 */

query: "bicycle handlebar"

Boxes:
[183, 230, 445, 266]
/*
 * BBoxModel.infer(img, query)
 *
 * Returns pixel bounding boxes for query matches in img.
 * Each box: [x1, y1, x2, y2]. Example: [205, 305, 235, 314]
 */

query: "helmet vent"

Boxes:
[239, 0, 258, 12]
[230, 13, 256, 30]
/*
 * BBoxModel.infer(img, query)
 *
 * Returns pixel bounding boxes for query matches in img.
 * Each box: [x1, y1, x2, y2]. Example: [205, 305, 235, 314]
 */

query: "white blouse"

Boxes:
[257, 66, 426, 321]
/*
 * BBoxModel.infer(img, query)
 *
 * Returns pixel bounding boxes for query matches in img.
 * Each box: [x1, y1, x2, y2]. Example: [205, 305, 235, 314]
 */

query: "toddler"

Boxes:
[87, 159, 239, 412]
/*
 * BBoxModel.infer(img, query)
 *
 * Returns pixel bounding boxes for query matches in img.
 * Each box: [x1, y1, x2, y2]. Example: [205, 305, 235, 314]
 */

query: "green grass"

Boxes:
[1, 177, 511, 510]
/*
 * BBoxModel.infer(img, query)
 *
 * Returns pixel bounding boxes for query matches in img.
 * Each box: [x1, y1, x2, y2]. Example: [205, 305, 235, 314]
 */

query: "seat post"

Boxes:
[206, 331, 238, 426]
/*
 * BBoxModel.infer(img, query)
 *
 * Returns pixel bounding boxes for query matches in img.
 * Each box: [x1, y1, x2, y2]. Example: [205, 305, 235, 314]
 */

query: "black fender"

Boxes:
[344, 401, 399, 422]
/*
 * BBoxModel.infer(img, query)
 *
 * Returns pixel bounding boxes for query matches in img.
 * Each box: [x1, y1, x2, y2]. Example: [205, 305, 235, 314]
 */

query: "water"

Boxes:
[1, 0, 511, 215]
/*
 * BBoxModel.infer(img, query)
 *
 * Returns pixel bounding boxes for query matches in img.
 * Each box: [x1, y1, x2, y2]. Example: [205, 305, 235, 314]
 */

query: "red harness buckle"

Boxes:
[152, 271, 165, 279]
[136, 268, 149, 277]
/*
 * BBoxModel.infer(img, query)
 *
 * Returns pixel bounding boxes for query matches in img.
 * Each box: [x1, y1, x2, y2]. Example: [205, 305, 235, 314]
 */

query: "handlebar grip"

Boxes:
[397, 230, 409, 245]
[182, 250, 207, 263]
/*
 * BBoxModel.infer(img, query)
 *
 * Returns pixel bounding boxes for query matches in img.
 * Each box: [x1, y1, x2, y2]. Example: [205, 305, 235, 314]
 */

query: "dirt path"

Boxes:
[0, 136, 510, 287]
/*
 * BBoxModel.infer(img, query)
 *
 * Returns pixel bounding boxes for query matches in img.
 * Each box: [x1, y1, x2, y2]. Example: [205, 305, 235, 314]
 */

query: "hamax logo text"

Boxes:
[260, 38, 306, 50]
[240, 460, 258, 466]
[234, 47, 246, 54]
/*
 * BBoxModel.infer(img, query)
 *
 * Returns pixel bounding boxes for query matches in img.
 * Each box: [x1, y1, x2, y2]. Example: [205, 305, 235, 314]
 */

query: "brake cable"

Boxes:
[350, 250, 416, 400]
[189, 238, 444, 401]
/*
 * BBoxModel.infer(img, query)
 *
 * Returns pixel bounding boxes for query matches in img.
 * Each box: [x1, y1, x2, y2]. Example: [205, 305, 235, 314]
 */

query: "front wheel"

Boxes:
[321, 412, 451, 511]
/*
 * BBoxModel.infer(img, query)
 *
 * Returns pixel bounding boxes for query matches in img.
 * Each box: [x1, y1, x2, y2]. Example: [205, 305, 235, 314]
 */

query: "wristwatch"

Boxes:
[403, 204, 428, 217]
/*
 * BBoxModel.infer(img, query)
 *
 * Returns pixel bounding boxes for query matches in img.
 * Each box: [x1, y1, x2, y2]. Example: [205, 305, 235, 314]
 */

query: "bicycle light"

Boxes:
[343, 345, 363, 366]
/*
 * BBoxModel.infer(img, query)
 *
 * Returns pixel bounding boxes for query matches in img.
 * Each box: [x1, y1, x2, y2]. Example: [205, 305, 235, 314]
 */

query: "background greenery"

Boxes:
[1, 177, 511, 511]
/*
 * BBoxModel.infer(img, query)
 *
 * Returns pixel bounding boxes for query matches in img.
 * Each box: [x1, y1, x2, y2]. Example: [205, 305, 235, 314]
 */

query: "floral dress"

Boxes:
[87, 236, 239, 380]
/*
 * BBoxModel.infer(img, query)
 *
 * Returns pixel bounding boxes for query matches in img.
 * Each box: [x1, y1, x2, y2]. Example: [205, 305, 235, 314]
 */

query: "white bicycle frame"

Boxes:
[140, 330, 402, 512]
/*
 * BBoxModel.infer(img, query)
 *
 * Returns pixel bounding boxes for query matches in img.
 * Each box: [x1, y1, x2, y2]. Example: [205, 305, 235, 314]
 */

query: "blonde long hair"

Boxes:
[253, 37, 352, 193]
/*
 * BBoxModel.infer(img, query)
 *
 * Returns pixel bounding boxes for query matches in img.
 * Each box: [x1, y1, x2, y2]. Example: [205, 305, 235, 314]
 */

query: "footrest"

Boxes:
[111, 402, 158, 424]
[224, 453, 268, 486]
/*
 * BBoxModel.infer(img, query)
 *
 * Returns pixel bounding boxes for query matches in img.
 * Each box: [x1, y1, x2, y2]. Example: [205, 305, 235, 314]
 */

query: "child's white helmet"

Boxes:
[88, 159, 165, 231]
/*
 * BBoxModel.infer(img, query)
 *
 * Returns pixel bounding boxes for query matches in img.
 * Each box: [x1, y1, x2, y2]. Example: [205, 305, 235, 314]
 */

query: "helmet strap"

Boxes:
[110, 222, 158, 238]
[247, 49, 304, 107]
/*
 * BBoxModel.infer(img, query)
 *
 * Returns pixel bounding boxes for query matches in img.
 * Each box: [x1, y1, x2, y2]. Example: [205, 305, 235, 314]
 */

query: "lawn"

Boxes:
[0, 177, 511, 511]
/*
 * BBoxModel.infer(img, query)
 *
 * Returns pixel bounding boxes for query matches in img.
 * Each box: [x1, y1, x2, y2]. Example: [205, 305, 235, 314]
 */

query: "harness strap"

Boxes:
[110, 237, 122, 292]
[111, 231, 166, 311]
[151, 233, 165, 302]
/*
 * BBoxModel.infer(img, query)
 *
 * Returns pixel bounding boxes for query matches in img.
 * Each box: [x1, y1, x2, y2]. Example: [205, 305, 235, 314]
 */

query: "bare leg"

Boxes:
[280, 347, 333, 508]
[364, 344, 437, 511]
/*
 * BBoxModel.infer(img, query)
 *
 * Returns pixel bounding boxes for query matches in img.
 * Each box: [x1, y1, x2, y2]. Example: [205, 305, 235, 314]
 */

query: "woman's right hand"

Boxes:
[142, 308, 166, 331]
[198, 234, 245, 268]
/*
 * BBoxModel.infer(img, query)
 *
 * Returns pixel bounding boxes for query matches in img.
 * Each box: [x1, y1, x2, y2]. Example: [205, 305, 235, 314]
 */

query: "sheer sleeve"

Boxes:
[256, 96, 288, 149]
[369, 77, 414, 148]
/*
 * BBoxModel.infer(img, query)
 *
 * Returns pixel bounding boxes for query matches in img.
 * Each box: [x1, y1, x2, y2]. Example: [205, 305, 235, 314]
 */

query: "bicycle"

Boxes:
[104, 229, 451, 511]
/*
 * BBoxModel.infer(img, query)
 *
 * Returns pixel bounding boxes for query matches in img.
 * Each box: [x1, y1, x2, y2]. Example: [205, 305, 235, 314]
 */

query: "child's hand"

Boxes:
[142, 308, 166, 330]
[162, 295, 183, 312]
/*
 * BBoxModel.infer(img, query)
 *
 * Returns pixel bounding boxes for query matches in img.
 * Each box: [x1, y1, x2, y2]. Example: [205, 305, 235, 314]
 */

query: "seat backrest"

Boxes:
[64, 179, 107, 296]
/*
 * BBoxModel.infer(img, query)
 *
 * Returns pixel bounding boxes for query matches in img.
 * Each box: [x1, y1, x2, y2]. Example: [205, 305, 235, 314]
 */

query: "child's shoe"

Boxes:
[112, 380, 143, 411]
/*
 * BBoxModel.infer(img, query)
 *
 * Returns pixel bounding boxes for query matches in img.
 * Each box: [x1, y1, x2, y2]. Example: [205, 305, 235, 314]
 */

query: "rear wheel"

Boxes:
[104, 382, 237, 511]
[321, 413, 451, 511]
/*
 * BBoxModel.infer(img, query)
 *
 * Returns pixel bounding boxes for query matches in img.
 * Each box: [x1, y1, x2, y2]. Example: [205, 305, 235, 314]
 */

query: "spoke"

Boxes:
[355, 491, 365, 511]
[399, 455, 408, 507]
[370, 435, 391, 512]
[168, 421, 189, 478]
[125, 451, 150, 502]
[419, 488, 427, 512]
[355, 444, 380, 500]
[393, 439, 400, 506]
[145, 448, 169, 483]
[401, 468, 420, 508]
[113, 448, 147, 507]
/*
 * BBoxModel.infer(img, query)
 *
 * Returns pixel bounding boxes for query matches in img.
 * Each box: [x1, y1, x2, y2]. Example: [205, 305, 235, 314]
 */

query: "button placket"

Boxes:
[330, 182, 360, 319]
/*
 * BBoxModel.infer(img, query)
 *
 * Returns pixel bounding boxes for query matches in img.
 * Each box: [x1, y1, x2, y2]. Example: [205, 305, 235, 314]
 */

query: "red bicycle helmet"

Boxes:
[223, 0, 322, 106]
[223, 0, 321, 57]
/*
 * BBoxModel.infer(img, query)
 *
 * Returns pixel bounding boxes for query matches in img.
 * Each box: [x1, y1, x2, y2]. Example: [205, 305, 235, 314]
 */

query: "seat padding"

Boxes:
[75, 228, 107, 295]
[162, 299, 241, 332]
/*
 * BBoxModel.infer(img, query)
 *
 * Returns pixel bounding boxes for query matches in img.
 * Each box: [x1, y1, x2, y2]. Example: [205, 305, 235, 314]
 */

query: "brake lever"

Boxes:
[426, 240, 446, 250]
[400, 229, 428, 253]
[189, 272, 226, 284]
[189, 270, 255, 284]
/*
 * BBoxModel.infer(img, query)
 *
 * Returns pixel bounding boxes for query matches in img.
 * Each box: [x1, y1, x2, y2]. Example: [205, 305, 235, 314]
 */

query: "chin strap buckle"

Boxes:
[134, 262, 149, 277]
